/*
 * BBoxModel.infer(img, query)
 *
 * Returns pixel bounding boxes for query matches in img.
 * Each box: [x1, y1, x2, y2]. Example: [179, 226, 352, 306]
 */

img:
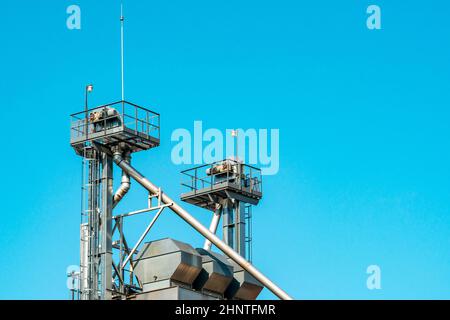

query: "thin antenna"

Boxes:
[120, 3, 125, 101]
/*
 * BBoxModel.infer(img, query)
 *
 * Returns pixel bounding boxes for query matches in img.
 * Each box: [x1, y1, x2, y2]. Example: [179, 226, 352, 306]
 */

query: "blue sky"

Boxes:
[1, 0, 450, 299]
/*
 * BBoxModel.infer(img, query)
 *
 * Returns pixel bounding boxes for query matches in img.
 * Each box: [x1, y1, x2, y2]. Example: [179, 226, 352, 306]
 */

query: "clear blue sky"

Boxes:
[1, 0, 450, 299]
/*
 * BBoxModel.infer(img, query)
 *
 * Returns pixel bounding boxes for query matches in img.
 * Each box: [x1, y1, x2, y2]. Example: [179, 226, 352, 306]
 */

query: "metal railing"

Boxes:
[181, 159, 262, 195]
[70, 100, 160, 143]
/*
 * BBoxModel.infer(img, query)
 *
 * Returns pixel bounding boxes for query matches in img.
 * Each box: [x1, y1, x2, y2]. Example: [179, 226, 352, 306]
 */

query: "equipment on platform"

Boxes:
[181, 158, 262, 261]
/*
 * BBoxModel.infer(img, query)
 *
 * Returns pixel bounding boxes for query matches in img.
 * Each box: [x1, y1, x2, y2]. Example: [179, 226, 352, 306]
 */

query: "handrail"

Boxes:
[70, 100, 160, 117]
[70, 100, 160, 142]
[180, 159, 262, 194]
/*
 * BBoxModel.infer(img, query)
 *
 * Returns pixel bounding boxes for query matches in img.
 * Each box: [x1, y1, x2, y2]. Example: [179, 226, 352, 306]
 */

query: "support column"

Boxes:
[222, 199, 234, 250]
[100, 153, 113, 300]
[223, 200, 246, 258]
[203, 206, 222, 250]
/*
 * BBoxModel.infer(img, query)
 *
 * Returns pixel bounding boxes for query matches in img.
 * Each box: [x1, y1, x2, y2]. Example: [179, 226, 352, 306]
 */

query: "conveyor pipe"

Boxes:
[113, 152, 131, 208]
[203, 207, 221, 250]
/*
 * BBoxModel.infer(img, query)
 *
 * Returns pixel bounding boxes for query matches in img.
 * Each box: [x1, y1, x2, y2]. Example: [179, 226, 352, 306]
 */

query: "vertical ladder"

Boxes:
[223, 201, 253, 262]
[244, 204, 253, 263]
[80, 146, 102, 300]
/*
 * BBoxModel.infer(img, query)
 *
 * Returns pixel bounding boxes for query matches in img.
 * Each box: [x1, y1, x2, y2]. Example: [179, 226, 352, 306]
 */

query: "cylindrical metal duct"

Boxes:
[203, 207, 221, 250]
[113, 153, 293, 300]
[113, 152, 131, 208]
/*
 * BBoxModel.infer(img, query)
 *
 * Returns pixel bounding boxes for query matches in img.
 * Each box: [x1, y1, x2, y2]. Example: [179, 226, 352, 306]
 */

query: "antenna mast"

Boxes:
[120, 3, 125, 101]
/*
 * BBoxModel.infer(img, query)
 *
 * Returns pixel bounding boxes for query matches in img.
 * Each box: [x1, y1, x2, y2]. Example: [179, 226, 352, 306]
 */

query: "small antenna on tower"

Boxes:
[120, 3, 125, 101]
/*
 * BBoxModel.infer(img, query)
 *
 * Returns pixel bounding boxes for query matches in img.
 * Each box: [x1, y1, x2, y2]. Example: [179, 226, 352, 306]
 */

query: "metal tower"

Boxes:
[180, 159, 262, 262]
[71, 100, 161, 299]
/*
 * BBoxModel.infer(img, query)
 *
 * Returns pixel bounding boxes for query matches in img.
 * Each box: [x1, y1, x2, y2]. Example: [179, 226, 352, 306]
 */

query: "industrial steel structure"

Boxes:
[69, 98, 292, 300]
[69, 5, 292, 301]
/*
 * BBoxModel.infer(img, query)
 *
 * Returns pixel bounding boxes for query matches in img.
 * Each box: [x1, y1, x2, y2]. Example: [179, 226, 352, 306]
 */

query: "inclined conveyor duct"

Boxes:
[112, 152, 293, 300]
[203, 207, 222, 251]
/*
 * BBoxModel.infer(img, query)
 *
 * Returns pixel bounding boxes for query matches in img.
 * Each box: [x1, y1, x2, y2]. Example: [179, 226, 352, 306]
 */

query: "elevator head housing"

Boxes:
[180, 158, 263, 211]
[70, 100, 160, 156]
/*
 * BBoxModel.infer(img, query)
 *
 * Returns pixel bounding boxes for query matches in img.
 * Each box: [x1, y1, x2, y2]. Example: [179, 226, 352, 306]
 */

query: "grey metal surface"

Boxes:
[134, 286, 218, 300]
[194, 248, 234, 295]
[225, 259, 263, 300]
[113, 153, 293, 300]
[133, 238, 202, 287]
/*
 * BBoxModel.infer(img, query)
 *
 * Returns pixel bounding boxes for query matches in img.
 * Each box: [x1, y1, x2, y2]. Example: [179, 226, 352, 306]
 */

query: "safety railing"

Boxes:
[70, 100, 160, 143]
[181, 159, 262, 196]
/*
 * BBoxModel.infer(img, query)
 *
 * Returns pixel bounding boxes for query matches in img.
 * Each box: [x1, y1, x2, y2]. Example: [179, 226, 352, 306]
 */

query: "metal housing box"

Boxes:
[193, 248, 234, 295]
[133, 238, 202, 287]
[225, 259, 263, 300]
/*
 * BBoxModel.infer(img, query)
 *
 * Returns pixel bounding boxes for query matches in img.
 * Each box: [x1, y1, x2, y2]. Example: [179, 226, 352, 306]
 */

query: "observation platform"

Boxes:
[70, 100, 160, 155]
[180, 159, 263, 211]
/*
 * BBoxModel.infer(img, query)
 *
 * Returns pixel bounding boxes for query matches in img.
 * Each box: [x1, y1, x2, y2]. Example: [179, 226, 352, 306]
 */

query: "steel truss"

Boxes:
[110, 187, 173, 299]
